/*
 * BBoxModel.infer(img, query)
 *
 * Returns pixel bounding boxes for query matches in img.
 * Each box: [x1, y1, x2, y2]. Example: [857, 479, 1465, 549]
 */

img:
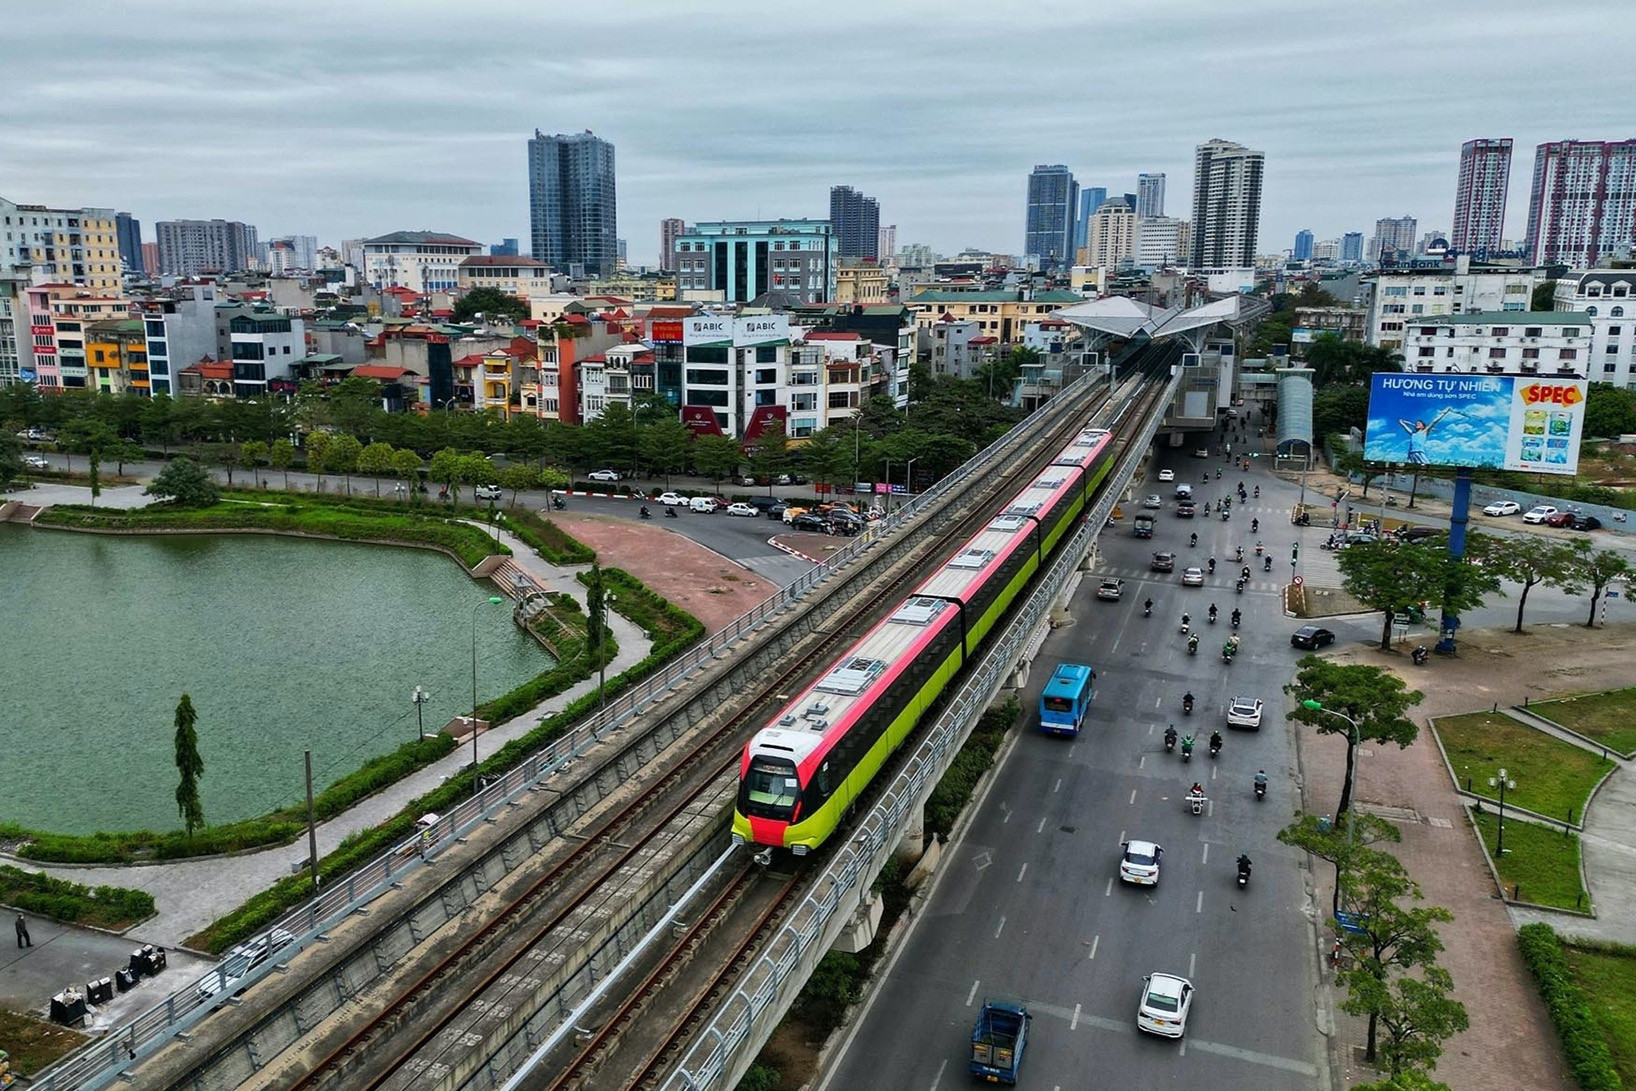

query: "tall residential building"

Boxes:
[1341, 232, 1365, 263]
[1451, 138, 1512, 255]
[155, 219, 259, 276]
[671, 219, 837, 304]
[490, 238, 520, 257]
[877, 224, 897, 264]
[527, 129, 617, 276]
[1369, 215, 1418, 261]
[1526, 139, 1636, 266]
[115, 212, 143, 276]
[1076, 187, 1108, 249]
[1133, 216, 1192, 268]
[1293, 229, 1314, 262]
[659, 218, 685, 272]
[1083, 202, 1136, 268]
[1189, 139, 1265, 268]
[0, 197, 123, 291]
[1025, 164, 1078, 270]
[264, 234, 318, 274]
[1136, 173, 1166, 219]
[830, 185, 880, 261]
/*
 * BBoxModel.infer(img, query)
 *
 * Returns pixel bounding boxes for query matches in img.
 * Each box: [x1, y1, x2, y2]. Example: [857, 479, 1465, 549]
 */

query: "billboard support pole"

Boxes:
[1437, 467, 1474, 654]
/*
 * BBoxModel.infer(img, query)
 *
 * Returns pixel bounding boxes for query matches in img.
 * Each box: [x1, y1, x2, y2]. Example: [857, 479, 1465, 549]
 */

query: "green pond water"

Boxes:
[0, 523, 553, 834]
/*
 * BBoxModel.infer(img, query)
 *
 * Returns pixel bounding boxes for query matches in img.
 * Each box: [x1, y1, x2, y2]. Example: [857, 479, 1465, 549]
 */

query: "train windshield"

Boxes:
[741, 756, 800, 818]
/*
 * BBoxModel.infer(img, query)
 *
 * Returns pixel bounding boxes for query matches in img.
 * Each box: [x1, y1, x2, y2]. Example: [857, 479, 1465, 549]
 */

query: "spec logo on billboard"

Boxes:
[1520, 383, 1584, 407]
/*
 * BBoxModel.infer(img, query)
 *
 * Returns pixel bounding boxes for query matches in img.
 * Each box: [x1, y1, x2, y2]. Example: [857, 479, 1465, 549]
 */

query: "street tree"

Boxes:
[1313, 386, 1372, 442]
[1278, 810, 1404, 916]
[58, 417, 118, 475]
[215, 444, 240, 487]
[1469, 533, 1584, 633]
[692, 433, 741, 485]
[746, 420, 791, 492]
[1343, 964, 1468, 1076]
[1285, 657, 1424, 821]
[106, 437, 145, 476]
[1305, 336, 1403, 386]
[391, 447, 424, 497]
[173, 694, 205, 839]
[1531, 279, 1557, 312]
[799, 426, 853, 491]
[1328, 442, 1388, 500]
[639, 417, 691, 486]
[1337, 853, 1453, 1062]
[88, 447, 102, 506]
[356, 441, 396, 496]
[428, 447, 462, 498]
[1337, 540, 1501, 649]
[269, 437, 297, 489]
[498, 462, 540, 506]
[1351, 1073, 1453, 1091]
[240, 440, 269, 488]
[325, 433, 364, 495]
[0, 431, 20, 488]
[450, 286, 529, 323]
[456, 453, 498, 501]
[144, 457, 220, 507]
[585, 562, 609, 716]
[587, 402, 640, 475]
[303, 431, 333, 491]
[1566, 541, 1633, 627]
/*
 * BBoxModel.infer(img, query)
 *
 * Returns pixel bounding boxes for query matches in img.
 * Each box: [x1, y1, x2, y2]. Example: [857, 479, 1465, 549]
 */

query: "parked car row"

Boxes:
[1486, 501, 1604, 531]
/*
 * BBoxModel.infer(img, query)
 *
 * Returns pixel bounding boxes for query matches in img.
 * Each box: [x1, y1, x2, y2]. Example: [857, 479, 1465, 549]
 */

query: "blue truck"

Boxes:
[969, 997, 1030, 1083]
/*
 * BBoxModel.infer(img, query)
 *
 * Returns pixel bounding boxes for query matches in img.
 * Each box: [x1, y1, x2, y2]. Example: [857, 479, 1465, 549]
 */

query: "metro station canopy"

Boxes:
[1050, 295, 1258, 344]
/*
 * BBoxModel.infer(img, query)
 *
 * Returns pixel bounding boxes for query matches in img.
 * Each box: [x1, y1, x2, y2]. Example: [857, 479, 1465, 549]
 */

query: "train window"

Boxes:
[817, 762, 832, 796]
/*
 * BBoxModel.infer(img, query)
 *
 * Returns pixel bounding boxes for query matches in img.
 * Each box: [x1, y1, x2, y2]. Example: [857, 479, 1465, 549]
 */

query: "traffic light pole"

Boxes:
[1435, 467, 1474, 655]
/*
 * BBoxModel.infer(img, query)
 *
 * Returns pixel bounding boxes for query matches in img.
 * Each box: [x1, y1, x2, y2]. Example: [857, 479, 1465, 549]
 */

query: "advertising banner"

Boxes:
[1363, 373, 1586, 475]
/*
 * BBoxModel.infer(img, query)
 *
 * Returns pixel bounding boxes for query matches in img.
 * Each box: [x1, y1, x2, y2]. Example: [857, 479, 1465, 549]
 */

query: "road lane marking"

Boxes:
[1104, 877, 1113, 897]
[1037, 817, 1046, 833]
[1201, 842, 1209, 865]
[966, 980, 978, 1006]
[1189, 951, 1196, 978]
[1129, 789, 1137, 805]
[995, 916, 1006, 938]
[1119, 829, 1126, 844]
[1017, 863, 1028, 883]
[1138, 754, 1145, 770]
[1054, 777, 1062, 793]
[1072, 1003, 1081, 1030]
[1196, 891, 1203, 914]
[1027, 1000, 1322, 1077]
[931, 1059, 946, 1090]
[1089, 934, 1099, 960]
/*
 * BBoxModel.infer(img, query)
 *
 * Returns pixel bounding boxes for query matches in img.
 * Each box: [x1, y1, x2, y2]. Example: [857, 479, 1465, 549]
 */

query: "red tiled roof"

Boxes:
[519, 319, 541, 328]
[806, 332, 860, 341]
[969, 336, 999, 345]
[647, 306, 693, 318]
[582, 353, 607, 363]
[458, 255, 548, 269]
[563, 313, 590, 325]
[453, 353, 488, 366]
[183, 360, 234, 378]
[352, 365, 412, 380]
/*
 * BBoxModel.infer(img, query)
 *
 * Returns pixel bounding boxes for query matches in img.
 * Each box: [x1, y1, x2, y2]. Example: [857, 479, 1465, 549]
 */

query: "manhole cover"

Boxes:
[1059, 825, 1077, 834]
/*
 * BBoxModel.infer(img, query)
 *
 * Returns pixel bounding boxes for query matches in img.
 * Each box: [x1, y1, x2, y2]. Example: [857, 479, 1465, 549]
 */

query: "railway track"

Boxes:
[245, 377, 1133, 1091]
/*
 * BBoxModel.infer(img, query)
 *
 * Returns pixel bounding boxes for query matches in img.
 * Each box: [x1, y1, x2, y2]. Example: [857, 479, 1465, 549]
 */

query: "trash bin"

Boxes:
[116, 968, 141, 992]
[50, 989, 87, 1026]
[132, 944, 165, 975]
[86, 977, 114, 1005]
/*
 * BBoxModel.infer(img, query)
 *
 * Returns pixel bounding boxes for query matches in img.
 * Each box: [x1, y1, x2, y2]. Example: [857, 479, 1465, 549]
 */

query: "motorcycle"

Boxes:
[1221, 511, 1230, 522]
[1241, 566, 1252, 581]
[1182, 694, 1194, 715]
[1254, 486, 1261, 499]
[639, 506, 652, 520]
[665, 506, 678, 519]
[1254, 542, 1263, 556]
[1188, 790, 1207, 816]
[1251, 519, 1260, 534]
[1190, 532, 1198, 548]
[1207, 558, 1217, 574]
[1235, 579, 1245, 594]
[1254, 773, 1268, 801]
[1207, 606, 1217, 624]
[1231, 611, 1241, 630]
[1237, 854, 1252, 887]
[1164, 727, 1177, 752]
[1144, 599, 1153, 618]
[1411, 645, 1430, 666]
[1181, 737, 1194, 762]
[551, 496, 566, 510]
[1209, 733, 1222, 758]
[1187, 634, 1199, 656]
[1222, 643, 1236, 663]
[1235, 546, 1244, 562]
[1180, 614, 1191, 634]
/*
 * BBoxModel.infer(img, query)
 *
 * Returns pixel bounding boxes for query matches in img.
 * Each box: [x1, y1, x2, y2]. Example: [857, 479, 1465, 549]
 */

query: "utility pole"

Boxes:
[304, 750, 319, 892]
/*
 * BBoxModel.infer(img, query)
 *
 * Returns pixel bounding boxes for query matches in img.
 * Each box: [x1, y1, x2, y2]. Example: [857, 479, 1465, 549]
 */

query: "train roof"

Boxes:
[746, 594, 960, 771]
[1052, 427, 1112, 467]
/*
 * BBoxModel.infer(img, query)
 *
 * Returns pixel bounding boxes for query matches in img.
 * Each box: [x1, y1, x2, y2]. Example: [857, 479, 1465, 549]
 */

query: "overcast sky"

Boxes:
[4, 0, 1633, 267]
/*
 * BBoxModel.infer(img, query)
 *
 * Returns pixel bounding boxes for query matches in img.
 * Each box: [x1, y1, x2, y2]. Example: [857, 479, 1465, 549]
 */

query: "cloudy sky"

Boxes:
[5, 0, 1634, 266]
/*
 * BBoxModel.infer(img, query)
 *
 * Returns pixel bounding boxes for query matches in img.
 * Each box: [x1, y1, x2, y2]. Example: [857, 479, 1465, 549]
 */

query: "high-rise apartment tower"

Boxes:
[1189, 140, 1264, 267]
[1025, 164, 1078, 270]
[1451, 138, 1512, 255]
[829, 185, 880, 261]
[527, 129, 617, 276]
[1526, 139, 1636, 266]
[1136, 173, 1166, 219]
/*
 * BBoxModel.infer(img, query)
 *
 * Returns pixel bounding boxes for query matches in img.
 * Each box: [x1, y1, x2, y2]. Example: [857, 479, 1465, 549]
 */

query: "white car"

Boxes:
[1137, 973, 1195, 1038]
[1158, 469, 1175, 482]
[1119, 839, 1162, 885]
[587, 469, 622, 483]
[689, 496, 719, 514]
[1226, 696, 1264, 730]
[24, 455, 50, 469]
[474, 484, 503, 501]
[1180, 567, 1205, 587]
[197, 928, 296, 1000]
[1143, 494, 1162, 509]
[1522, 505, 1558, 524]
[1483, 500, 1521, 517]
[656, 492, 686, 506]
[725, 502, 758, 517]
[1096, 578, 1124, 601]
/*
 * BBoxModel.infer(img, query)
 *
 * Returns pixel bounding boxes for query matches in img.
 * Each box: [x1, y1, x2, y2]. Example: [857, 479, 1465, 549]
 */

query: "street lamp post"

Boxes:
[882, 458, 893, 514]
[903, 457, 920, 513]
[1489, 767, 1517, 856]
[411, 685, 431, 740]
[1302, 699, 1361, 845]
[851, 412, 863, 498]
[470, 595, 505, 798]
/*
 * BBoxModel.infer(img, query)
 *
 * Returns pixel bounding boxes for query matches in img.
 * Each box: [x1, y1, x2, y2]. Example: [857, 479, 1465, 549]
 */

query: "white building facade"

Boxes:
[1554, 271, 1636, 388]
[362, 231, 483, 293]
[1365, 258, 1544, 352]
[1134, 216, 1191, 268]
[1403, 311, 1589, 375]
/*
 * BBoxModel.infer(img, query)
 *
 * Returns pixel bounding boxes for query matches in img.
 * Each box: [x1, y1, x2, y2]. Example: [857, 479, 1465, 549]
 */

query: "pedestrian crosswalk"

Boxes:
[1093, 563, 1286, 595]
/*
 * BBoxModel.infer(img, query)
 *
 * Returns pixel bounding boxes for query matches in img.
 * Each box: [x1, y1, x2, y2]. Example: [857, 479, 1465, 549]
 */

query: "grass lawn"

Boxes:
[1434, 712, 1614, 824]
[1471, 810, 1588, 912]
[1533, 688, 1636, 756]
[0, 1007, 88, 1075]
[1562, 941, 1636, 1087]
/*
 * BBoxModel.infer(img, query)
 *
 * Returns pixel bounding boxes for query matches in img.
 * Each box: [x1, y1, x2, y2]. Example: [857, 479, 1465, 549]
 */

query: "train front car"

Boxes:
[734, 595, 964, 862]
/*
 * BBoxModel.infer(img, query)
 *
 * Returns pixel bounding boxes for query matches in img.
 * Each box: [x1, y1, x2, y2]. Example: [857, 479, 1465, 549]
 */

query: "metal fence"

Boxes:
[37, 373, 1108, 1091]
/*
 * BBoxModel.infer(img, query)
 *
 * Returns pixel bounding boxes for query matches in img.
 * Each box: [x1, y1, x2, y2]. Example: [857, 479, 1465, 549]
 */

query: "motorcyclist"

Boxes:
[1237, 853, 1252, 875]
[1181, 733, 1195, 755]
[1210, 730, 1223, 753]
[1188, 633, 1200, 654]
[1264, 555, 1273, 571]
[1190, 532, 1198, 547]
[1183, 691, 1195, 711]
[1241, 565, 1252, 581]
[1216, 468, 1222, 479]
[1181, 612, 1191, 631]
[1203, 501, 1211, 515]
[1189, 781, 1205, 798]
[1235, 546, 1245, 562]
[1254, 485, 1260, 498]
[639, 505, 652, 518]
[1208, 603, 1218, 622]
[665, 506, 678, 518]
[1164, 725, 1178, 748]
[1231, 607, 1241, 627]
[1251, 518, 1259, 533]
[1144, 597, 1153, 616]
[1254, 769, 1269, 789]
[1207, 557, 1217, 574]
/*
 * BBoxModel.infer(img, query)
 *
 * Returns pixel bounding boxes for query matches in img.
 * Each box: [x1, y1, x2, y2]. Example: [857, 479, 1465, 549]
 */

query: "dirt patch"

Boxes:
[0, 1006, 88, 1075]
[758, 1021, 822, 1090]
[548, 514, 783, 635]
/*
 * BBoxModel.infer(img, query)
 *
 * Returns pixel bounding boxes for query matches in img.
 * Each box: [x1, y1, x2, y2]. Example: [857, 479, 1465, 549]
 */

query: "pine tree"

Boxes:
[174, 694, 206, 838]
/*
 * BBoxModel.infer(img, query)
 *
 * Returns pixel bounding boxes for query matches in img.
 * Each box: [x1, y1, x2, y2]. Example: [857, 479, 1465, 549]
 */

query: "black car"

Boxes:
[828, 512, 864, 536]
[1290, 625, 1337, 650]
[1396, 526, 1442, 543]
[1570, 513, 1603, 532]
[766, 502, 789, 520]
[744, 495, 782, 512]
[791, 512, 830, 532]
[1151, 551, 1176, 572]
[1176, 502, 1196, 518]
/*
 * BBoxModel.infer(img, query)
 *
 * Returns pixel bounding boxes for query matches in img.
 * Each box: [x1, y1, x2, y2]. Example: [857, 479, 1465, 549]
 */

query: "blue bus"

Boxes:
[1039, 663, 1095, 737]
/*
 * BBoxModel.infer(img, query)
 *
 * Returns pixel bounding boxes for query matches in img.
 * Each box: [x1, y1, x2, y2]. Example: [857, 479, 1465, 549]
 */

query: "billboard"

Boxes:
[1363, 373, 1586, 475]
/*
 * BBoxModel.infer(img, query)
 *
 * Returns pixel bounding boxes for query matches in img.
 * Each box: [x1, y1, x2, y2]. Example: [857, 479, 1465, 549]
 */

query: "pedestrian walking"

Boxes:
[15, 912, 31, 948]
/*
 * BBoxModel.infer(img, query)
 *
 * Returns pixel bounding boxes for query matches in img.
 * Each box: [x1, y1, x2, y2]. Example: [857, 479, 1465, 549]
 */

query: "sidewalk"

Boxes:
[5, 521, 651, 949]
[1294, 624, 1636, 1091]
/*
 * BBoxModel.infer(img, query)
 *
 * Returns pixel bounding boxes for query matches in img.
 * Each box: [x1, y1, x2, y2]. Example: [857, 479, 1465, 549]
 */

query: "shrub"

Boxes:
[0, 865, 155, 929]
[1517, 922, 1622, 1091]
[501, 506, 596, 565]
[790, 951, 864, 1038]
[925, 699, 1020, 838]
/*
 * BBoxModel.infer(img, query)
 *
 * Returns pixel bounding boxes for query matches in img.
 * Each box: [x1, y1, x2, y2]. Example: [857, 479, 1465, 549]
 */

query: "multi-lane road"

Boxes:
[819, 450, 1335, 1091]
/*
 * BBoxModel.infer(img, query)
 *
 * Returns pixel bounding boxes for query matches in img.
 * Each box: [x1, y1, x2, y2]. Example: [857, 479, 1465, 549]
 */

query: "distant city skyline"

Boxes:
[3, 2, 1633, 267]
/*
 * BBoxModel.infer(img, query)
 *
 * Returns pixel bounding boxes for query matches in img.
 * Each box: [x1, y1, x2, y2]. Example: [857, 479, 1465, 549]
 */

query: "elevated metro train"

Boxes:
[733, 423, 1120, 857]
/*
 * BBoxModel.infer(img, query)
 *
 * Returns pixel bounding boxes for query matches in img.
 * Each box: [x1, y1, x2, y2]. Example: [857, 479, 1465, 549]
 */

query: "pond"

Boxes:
[0, 524, 554, 834]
